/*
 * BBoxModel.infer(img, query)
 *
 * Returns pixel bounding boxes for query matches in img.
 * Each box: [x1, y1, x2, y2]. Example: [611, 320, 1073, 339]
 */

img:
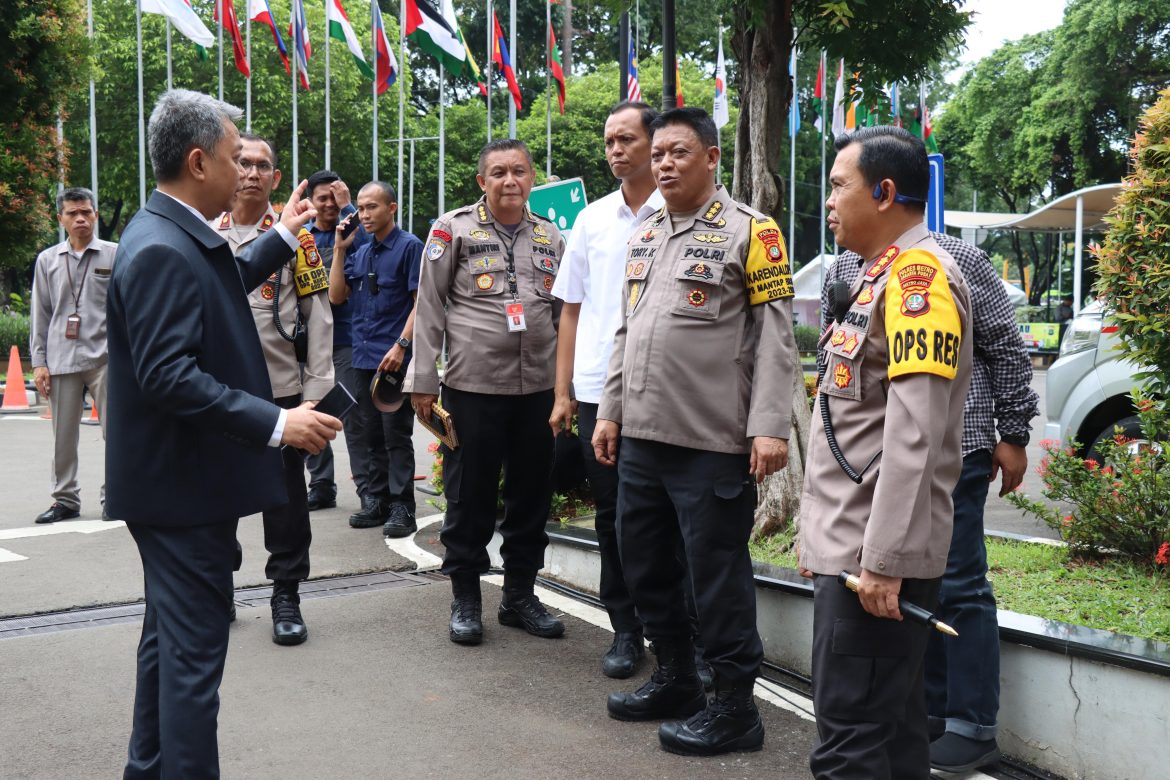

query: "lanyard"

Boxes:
[64, 248, 94, 314]
[498, 228, 521, 301]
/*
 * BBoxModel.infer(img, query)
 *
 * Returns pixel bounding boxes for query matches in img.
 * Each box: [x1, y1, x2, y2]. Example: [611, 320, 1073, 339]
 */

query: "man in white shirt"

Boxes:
[550, 101, 664, 678]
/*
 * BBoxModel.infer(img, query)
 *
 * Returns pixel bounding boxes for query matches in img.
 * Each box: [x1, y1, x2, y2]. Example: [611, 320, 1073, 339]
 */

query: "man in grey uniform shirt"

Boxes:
[30, 187, 117, 523]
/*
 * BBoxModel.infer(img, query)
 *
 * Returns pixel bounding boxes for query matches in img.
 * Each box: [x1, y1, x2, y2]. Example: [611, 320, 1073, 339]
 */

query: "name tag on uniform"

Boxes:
[65, 313, 81, 339]
[506, 302, 527, 332]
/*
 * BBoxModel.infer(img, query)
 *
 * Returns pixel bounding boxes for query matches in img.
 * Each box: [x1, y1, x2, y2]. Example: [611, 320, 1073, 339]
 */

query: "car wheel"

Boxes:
[1087, 415, 1148, 464]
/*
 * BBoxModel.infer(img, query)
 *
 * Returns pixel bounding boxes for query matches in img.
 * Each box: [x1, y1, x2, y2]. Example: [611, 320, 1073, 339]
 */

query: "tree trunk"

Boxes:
[729, 2, 805, 540]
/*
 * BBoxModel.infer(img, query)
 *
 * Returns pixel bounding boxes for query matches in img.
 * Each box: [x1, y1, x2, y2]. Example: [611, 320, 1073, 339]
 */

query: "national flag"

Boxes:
[831, 59, 845, 137]
[290, 0, 311, 89]
[406, 0, 465, 73]
[141, 0, 215, 47]
[440, 0, 487, 95]
[675, 61, 684, 106]
[713, 32, 728, 129]
[910, 108, 939, 153]
[213, 0, 250, 77]
[249, 0, 289, 73]
[328, 0, 375, 79]
[626, 38, 641, 102]
[371, 0, 398, 94]
[813, 52, 825, 132]
[548, 21, 566, 114]
[492, 12, 522, 112]
[788, 47, 800, 137]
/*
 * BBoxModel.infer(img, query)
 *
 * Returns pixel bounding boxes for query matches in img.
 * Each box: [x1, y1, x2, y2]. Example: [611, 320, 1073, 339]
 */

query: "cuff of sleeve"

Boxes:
[268, 408, 288, 448]
[274, 223, 299, 249]
[747, 414, 792, 441]
[597, 398, 622, 426]
[859, 545, 945, 580]
[403, 373, 441, 396]
[301, 379, 333, 402]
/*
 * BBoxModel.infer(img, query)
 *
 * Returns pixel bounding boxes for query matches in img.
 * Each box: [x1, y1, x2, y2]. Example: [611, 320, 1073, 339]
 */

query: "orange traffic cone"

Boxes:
[1, 346, 35, 414]
[81, 400, 100, 426]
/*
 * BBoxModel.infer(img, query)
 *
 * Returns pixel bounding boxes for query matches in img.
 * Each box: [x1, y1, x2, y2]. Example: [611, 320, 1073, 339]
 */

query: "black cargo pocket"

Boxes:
[818, 618, 913, 722]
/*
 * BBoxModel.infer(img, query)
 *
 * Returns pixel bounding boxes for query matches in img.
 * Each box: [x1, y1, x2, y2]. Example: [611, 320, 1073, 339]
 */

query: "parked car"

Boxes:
[1044, 300, 1148, 460]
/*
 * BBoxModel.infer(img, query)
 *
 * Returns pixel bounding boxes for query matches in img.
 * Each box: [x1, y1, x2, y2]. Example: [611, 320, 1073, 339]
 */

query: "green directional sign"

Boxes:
[528, 177, 588, 239]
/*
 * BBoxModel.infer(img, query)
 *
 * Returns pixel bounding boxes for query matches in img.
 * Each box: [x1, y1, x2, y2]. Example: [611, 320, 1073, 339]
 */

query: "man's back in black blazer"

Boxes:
[105, 190, 294, 526]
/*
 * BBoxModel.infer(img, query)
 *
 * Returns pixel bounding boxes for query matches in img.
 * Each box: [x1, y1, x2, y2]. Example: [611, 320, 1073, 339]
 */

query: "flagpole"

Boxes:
[508, 0, 516, 138]
[398, 0, 405, 196]
[789, 45, 797, 261]
[714, 20, 721, 185]
[486, 0, 492, 143]
[166, 20, 173, 90]
[57, 112, 65, 243]
[136, 0, 146, 209]
[409, 138, 416, 232]
[545, 0, 551, 177]
[245, 10, 252, 131]
[292, 2, 300, 184]
[819, 51, 827, 295]
[439, 63, 446, 214]
[218, 3, 224, 101]
[372, 7, 378, 181]
[325, 0, 331, 169]
[88, 0, 98, 209]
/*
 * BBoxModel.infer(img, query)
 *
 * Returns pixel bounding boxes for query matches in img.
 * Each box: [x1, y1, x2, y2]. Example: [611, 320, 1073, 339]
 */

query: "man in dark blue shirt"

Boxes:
[304, 170, 371, 513]
[329, 181, 423, 536]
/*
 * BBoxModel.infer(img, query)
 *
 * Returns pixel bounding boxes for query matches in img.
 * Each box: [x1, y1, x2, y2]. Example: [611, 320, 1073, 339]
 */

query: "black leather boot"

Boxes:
[606, 639, 706, 721]
[602, 631, 645, 679]
[449, 575, 483, 645]
[658, 676, 764, 756]
[348, 495, 388, 528]
[498, 570, 564, 638]
[271, 580, 308, 646]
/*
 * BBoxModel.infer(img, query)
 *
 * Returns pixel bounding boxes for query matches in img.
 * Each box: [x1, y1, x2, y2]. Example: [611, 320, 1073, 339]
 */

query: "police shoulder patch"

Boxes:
[885, 249, 962, 381]
[745, 216, 793, 305]
[293, 228, 329, 297]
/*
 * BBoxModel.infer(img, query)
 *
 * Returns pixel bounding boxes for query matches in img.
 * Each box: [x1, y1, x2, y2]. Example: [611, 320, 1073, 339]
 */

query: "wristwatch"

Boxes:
[396, 337, 412, 349]
[1000, 432, 1029, 448]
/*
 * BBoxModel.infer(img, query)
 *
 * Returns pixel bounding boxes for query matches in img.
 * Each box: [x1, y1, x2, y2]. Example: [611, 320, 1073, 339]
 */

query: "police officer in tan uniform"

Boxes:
[798, 126, 973, 779]
[593, 107, 798, 757]
[213, 134, 334, 646]
[405, 139, 567, 646]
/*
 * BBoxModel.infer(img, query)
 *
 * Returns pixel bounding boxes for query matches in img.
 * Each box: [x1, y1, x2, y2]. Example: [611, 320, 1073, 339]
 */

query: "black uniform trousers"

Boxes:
[576, 402, 640, 633]
[616, 437, 761, 683]
[439, 386, 553, 578]
[263, 395, 313, 583]
[124, 518, 238, 780]
[305, 345, 369, 500]
[809, 574, 941, 780]
[353, 367, 416, 514]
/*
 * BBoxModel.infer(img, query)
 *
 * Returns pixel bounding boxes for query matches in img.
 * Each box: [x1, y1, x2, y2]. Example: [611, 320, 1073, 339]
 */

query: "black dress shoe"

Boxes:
[602, 631, 645, 679]
[930, 733, 1000, 772]
[348, 495, 388, 528]
[382, 503, 417, 538]
[35, 503, 79, 524]
[271, 582, 308, 646]
[658, 678, 764, 756]
[498, 594, 565, 638]
[607, 640, 706, 721]
[306, 487, 337, 511]
[449, 595, 484, 644]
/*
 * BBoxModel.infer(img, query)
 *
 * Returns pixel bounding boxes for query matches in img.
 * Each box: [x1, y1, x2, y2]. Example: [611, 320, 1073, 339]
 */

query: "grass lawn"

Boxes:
[750, 533, 1170, 644]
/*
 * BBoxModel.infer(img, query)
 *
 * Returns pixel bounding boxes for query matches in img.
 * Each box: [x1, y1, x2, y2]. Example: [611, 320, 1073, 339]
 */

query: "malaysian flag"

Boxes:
[627, 38, 641, 102]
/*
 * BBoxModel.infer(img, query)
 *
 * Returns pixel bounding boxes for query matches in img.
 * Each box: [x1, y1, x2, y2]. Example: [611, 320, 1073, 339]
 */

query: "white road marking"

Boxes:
[384, 512, 444, 568]
[0, 520, 124, 541]
[0, 548, 28, 562]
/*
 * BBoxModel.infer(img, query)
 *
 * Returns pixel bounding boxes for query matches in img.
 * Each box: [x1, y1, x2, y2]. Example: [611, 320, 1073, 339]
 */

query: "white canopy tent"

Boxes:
[944, 183, 1123, 315]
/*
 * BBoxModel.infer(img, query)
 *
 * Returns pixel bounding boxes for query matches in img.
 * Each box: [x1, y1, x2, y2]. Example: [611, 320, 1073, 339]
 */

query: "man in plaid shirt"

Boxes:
[822, 232, 1038, 773]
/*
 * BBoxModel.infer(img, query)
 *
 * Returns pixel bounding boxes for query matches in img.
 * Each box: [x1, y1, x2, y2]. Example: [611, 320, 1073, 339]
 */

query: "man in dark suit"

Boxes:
[106, 89, 341, 779]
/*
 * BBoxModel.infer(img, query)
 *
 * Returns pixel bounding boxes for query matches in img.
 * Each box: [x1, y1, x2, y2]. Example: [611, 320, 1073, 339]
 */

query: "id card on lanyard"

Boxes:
[501, 230, 526, 332]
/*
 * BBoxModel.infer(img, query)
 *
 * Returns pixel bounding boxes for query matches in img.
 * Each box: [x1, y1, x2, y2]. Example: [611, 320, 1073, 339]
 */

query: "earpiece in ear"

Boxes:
[872, 182, 885, 201]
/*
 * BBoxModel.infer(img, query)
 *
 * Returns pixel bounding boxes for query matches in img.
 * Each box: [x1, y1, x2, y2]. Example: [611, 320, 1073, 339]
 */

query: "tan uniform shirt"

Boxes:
[404, 198, 565, 396]
[798, 223, 973, 580]
[214, 207, 334, 401]
[597, 187, 798, 454]
[30, 238, 118, 374]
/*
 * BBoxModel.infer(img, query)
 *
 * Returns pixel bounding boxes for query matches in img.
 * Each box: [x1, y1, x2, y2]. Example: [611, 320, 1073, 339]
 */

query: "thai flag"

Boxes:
[372, 0, 398, 94]
[627, 39, 641, 102]
[290, 0, 311, 89]
[248, 0, 289, 74]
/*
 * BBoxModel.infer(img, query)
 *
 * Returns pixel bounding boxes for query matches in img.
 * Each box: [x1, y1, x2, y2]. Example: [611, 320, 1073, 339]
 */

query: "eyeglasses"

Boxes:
[238, 160, 274, 173]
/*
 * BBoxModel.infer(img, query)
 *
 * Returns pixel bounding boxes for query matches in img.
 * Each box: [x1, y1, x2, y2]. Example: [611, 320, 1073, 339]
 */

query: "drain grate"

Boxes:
[0, 569, 446, 641]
